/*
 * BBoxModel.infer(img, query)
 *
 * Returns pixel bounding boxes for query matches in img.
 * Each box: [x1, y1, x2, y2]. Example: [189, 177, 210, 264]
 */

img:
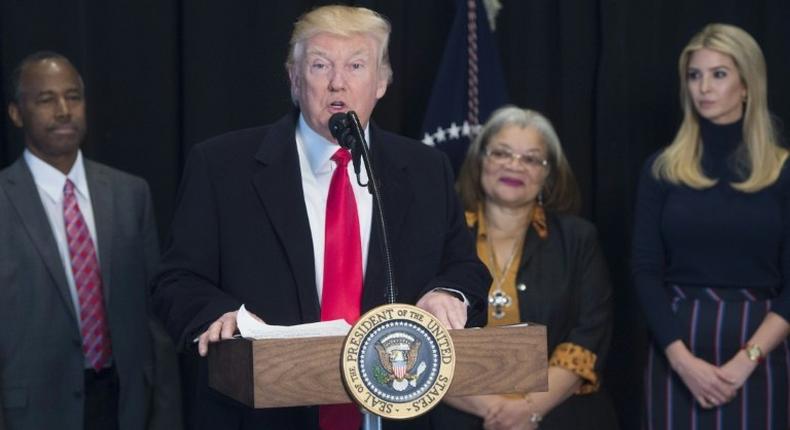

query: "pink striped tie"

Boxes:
[63, 179, 112, 371]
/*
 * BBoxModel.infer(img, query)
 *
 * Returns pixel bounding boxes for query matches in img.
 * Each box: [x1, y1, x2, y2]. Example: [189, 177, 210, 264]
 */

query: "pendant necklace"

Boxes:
[487, 228, 526, 320]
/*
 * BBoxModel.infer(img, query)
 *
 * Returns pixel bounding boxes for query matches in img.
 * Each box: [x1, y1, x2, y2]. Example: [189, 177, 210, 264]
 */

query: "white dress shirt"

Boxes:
[24, 149, 99, 328]
[295, 114, 373, 303]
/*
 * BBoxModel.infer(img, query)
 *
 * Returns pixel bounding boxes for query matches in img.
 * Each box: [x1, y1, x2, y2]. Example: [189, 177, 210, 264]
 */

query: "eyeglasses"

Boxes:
[483, 148, 548, 169]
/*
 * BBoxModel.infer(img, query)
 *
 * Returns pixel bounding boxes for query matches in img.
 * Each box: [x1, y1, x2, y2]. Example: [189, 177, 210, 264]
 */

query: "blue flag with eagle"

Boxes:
[419, 0, 508, 175]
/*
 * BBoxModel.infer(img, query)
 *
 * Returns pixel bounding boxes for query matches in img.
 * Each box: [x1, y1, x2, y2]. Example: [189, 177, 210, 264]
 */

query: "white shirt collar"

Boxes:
[296, 113, 372, 175]
[297, 114, 339, 175]
[23, 149, 89, 203]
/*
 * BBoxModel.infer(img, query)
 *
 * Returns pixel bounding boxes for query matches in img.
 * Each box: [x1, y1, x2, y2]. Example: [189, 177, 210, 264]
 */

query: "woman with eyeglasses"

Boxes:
[632, 23, 790, 429]
[439, 105, 618, 429]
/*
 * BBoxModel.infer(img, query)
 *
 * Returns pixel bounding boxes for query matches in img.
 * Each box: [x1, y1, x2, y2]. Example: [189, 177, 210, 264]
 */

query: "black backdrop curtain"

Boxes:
[2, 1, 789, 428]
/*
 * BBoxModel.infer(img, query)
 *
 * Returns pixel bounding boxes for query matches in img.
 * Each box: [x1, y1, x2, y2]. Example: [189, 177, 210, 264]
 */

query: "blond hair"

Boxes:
[285, 5, 392, 103]
[653, 23, 787, 192]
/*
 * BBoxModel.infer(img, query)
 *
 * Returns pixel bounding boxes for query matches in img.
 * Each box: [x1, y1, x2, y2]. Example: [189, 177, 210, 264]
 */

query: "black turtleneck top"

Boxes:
[632, 117, 790, 349]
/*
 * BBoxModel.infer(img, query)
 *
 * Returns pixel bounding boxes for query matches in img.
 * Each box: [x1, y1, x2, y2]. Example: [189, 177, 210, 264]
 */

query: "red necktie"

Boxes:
[63, 179, 112, 371]
[319, 149, 362, 430]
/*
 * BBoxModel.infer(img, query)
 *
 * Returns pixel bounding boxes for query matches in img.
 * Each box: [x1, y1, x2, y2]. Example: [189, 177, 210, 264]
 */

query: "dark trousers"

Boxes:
[84, 367, 119, 430]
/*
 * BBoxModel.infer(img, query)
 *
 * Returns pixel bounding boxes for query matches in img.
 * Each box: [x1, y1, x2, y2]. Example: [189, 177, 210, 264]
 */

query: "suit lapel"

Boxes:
[251, 113, 321, 322]
[362, 126, 413, 310]
[85, 161, 114, 303]
[3, 158, 77, 323]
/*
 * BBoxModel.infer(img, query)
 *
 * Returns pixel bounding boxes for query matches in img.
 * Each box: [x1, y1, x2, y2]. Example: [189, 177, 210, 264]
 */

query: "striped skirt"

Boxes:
[644, 286, 789, 430]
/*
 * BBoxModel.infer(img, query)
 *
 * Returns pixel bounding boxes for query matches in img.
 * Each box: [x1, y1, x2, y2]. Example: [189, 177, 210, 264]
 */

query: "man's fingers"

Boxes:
[416, 291, 468, 329]
[207, 320, 222, 342]
[431, 304, 462, 329]
[447, 303, 467, 329]
[432, 308, 451, 329]
[198, 332, 210, 357]
[220, 314, 237, 339]
[197, 311, 241, 357]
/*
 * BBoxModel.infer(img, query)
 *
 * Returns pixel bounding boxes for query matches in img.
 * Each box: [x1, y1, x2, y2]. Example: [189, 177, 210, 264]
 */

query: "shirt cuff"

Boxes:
[548, 342, 600, 394]
[429, 287, 470, 307]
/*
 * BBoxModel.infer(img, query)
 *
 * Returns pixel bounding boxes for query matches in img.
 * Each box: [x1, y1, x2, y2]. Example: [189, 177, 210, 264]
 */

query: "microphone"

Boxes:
[329, 112, 365, 186]
[329, 113, 354, 150]
[325, 111, 397, 305]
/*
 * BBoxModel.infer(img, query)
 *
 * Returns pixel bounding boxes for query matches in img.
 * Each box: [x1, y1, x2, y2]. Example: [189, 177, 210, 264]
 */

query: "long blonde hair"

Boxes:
[653, 23, 786, 192]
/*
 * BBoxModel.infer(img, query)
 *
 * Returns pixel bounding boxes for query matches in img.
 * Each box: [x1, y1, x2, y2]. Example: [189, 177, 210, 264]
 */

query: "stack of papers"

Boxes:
[236, 305, 351, 339]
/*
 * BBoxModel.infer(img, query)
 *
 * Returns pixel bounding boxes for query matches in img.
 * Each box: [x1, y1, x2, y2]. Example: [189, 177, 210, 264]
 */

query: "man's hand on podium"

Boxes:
[415, 290, 467, 329]
[197, 310, 263, 357]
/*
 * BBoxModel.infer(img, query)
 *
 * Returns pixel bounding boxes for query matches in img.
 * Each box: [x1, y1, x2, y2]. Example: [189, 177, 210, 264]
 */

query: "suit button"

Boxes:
[517, 283, 527, 292]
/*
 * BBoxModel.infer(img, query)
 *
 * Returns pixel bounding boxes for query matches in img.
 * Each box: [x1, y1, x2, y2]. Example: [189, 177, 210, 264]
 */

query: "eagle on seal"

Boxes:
[375, 339, 421, 381]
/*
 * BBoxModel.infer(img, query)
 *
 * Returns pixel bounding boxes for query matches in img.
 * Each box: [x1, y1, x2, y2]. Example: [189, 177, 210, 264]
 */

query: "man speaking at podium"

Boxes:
[152, 5, 489, 429]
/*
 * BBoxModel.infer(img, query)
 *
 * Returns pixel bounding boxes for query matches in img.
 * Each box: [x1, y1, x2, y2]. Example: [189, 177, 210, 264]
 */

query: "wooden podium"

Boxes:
[207, 324, 548, 409]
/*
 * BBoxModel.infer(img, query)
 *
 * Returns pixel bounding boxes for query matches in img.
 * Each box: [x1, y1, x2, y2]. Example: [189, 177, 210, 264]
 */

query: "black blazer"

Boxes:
[153, 111, 490, 429]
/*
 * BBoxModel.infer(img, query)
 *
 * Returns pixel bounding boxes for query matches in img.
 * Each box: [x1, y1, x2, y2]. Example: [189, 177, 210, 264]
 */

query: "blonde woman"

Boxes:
[632, 23, 790, 429]
[440, 106, 617, 430]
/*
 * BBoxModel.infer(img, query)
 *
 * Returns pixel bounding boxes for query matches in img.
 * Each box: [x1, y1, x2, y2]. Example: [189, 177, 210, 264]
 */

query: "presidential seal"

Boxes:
[341, 304, 455, 420]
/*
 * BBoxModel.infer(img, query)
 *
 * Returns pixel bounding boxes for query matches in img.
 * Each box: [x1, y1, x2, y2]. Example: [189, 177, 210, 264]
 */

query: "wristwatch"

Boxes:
[743, 343, 764, 363]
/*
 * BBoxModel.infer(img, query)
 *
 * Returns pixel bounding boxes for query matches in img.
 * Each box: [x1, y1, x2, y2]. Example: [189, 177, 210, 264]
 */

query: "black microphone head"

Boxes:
[329, 113, 350, 144]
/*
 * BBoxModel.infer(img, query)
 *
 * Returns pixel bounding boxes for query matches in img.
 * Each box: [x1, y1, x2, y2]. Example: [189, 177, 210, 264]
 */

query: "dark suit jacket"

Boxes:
[152, 111, 490, 429]
[0, 157, 181, 430]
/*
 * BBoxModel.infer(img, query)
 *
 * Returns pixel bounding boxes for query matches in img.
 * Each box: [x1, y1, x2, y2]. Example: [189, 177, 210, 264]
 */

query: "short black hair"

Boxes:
[8, 51, 78, 103]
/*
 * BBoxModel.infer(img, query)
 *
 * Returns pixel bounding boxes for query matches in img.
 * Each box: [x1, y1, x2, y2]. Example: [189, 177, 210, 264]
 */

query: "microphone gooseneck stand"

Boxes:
[345, 111, 396, 306]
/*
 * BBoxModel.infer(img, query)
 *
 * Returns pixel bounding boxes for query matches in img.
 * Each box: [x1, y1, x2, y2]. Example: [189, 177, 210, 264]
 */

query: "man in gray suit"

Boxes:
[0, 52, 180, 429]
